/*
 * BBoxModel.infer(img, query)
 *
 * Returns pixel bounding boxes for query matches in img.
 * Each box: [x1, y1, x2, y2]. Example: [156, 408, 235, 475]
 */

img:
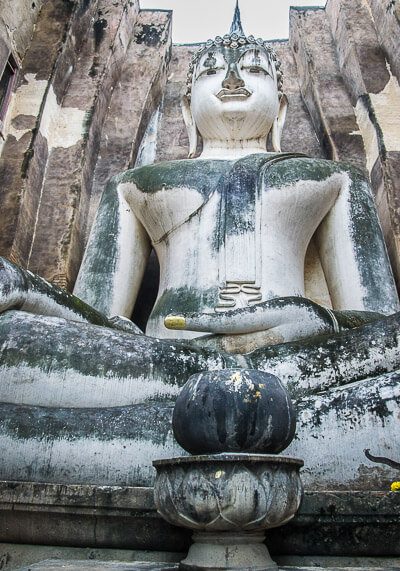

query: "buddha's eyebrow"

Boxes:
[241, 49, 266, 66]
[251, 50, 261, 65]
[203, 52, 217, 68]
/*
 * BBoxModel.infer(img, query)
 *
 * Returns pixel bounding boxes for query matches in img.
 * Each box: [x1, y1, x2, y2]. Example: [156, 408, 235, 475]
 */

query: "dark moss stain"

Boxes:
[82, 106, 95, 141]
[125, 154, 309, 256]
[0, 311, 228, 389]
[134, 24, 166, 47]
[93, 17, 108, 51]
[294, 370, 399, 431]
[21, 127, 38, 179]
[75, 177, 120, 314]
[11, 114, 36, 130]
[151, 286, 217, 318]
[88, 56, 100, 77]
[250, 312, 400, 400]
[0, 401, 175, 446]
[122, 159, 232, 197]
[216, 154, 273, 241]
[334, 310, 384, 330]
[359, 94, 386, 160]
[41, 281, 109, 325]
[342, 167, 398, 313]
[264, 156, 342, 188]
[78, 0, 91, 13]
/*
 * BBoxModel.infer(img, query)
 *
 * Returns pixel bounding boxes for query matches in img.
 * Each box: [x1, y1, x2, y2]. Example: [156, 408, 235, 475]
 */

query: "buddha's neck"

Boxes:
[198, 137, 270, 160]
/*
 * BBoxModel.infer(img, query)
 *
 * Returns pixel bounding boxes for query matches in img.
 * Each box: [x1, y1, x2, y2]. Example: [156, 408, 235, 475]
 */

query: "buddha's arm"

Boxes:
[315, 167, 399, 315]
[0, 256, 142, 332]
[0, 177, 150, 332]
[73, 177, 151, 319]
[164, 297, 384, 344]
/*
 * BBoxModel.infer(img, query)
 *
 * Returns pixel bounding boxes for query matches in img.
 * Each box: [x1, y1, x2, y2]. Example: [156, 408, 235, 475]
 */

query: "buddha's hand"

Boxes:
[0, 257, 28, 314]
[164, 296, 340, 344]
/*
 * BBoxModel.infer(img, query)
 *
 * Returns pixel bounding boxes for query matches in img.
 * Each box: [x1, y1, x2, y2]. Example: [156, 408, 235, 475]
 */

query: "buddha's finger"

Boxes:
[164, 305, 285, 334]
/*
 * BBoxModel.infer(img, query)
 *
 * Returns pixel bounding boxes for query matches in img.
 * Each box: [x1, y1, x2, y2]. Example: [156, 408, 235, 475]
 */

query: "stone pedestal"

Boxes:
[180, 531, 277, 571]
[153, 454, 303, 571]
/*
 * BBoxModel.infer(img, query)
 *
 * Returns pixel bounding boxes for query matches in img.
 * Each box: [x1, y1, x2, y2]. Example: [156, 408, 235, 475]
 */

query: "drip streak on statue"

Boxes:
[215, 153, 306, 312]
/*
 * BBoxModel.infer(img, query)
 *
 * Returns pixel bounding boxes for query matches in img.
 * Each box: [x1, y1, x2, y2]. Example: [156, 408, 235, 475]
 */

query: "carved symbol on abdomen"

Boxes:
[215, 281, 262, 312]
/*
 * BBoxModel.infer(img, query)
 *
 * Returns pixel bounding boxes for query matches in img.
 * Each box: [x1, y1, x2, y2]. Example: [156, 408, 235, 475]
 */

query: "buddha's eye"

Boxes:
[249, 66, 266, 74]
[207, 69, 217, 75]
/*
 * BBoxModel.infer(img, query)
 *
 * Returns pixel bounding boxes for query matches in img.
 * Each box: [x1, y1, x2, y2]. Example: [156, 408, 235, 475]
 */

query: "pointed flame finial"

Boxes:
[229, 0, 245, 36]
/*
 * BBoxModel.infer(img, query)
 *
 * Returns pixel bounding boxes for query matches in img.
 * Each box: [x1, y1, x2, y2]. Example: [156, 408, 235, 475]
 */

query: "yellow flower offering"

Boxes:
[390, 481, 400, 492]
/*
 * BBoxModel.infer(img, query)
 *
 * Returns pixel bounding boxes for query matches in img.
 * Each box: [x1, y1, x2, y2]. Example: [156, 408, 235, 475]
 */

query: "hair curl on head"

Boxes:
[185, 33, 283, 101]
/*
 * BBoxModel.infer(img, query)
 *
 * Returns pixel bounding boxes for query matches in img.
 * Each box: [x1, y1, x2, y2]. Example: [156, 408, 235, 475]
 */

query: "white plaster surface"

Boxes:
[109, 187, 151, 317]
[7, 73, 47, 141]
[353, 97, 379, 174]
[315, 172, 368, 310]
[0, 362, 182, 408]
[7, 75, 85, 149]
[39, 84, 86, 149]
[370, 64, 400, 152]
[287, 373, 400, 489]
[188, 47, 284, 159]
[354, 62, 400, 173]
[0, 433, 183, 486]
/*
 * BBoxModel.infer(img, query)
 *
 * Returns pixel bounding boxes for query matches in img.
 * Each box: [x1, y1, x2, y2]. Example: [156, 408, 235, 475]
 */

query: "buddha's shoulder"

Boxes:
[115, 159, 233, 194]
[267, 155, 367, 186]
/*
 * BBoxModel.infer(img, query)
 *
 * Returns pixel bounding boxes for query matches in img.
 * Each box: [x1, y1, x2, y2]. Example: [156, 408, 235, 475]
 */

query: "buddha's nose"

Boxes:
[222, 64, 245, 90]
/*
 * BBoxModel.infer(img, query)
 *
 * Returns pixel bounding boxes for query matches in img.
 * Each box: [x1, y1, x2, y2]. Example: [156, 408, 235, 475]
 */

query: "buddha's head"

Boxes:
[182, 4, 288, 158]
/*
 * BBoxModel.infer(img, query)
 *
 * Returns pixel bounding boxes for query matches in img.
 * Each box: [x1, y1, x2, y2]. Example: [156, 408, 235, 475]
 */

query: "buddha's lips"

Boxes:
[216, 88, 252, 100]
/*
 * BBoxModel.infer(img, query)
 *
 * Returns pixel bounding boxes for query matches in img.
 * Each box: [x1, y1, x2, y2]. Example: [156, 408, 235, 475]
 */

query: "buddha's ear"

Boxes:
[181, 95, 198, 159]
[272, 94, 288, 153]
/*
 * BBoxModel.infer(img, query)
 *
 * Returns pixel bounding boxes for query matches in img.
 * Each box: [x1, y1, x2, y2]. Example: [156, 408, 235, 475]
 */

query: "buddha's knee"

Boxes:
[0, 257, 27, 313]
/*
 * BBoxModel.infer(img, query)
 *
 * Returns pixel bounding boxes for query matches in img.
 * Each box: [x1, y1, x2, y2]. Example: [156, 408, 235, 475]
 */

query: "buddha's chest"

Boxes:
[132, 177, 338, 255]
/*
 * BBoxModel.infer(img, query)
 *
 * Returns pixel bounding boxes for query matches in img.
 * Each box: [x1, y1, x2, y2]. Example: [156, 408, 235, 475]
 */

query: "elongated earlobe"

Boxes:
[181, 95, 198, 158]
[272, 94, 288, 153]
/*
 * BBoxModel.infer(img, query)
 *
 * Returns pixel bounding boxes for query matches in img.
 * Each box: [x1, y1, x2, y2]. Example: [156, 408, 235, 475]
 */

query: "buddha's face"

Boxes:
[191, 46, 280, 142]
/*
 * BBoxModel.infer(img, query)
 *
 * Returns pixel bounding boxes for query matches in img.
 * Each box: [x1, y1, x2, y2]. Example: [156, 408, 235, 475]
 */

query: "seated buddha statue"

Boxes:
[0, 9, 398, 490]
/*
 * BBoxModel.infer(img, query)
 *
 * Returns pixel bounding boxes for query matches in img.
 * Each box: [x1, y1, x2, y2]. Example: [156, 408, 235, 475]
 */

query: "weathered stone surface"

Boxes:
[172, 370, 296, 454]
[155, 45, 195, 163]
[153, 453, 301, 571]
[14, 562, 400, 571]
[325, 0, 400, 288]
[368, 0, 400, 86]
[326, 0, 389, 100]
[0, 0, 44, 65]
[87, 10, 172, 231]
[289, 7, 366, 169]
[274, 42, 324, 159]
[0, 0, 74, 263]
[153, 454, 303, 532]
[19, 563, 178, 571]
[23, 0, 141, 288]
[1, 547, 398, 571]
[0, 481, 398, 557]
[0, 481, 190, 551]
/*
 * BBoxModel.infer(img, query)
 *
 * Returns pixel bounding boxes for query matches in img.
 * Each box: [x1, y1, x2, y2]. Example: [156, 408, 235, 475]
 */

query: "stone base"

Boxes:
[0, 480, 398, 557]
[180, 532, 277, 571]
[14, 560, 400, 571]
[2, 545, 400, 571]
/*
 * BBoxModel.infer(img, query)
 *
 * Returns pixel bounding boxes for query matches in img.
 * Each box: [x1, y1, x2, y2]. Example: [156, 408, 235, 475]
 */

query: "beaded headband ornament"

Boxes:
[185, 1, 283, 100]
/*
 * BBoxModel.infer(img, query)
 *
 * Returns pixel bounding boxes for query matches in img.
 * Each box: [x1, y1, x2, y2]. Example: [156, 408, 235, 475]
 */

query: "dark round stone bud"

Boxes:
[172, 369, 296, 455]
